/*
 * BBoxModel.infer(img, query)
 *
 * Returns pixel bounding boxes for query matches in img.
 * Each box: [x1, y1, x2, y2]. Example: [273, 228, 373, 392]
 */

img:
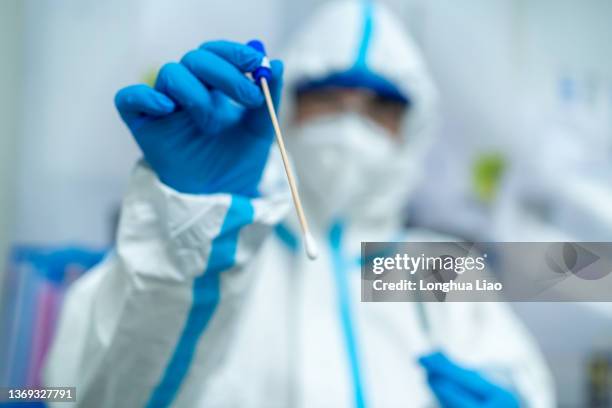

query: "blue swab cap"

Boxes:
[247, 39, 272, 84]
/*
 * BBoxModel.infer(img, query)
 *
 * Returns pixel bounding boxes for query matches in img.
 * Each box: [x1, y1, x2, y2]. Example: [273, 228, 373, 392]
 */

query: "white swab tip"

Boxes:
[304, 232, 319, 260]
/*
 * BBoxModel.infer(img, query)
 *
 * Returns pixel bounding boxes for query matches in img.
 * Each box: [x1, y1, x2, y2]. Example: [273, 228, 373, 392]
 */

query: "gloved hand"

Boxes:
[419, 352, 520, 408]
[115, 40, 283, 196]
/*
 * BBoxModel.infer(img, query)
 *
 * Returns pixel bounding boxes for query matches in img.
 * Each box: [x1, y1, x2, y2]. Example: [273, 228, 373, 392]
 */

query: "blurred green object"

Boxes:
[142, 67, 158, 88]
[588, 349, 612, 407]
[472, 152, 506, 203]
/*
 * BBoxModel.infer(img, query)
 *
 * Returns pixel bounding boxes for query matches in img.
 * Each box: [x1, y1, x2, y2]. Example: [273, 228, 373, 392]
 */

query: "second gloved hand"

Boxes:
[419, 352, 520, 408]
[115, 40, 283, 196]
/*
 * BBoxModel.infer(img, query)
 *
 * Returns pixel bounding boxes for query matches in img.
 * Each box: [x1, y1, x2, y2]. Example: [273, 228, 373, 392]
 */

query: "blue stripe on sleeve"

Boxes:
[145, 195, 254, 408]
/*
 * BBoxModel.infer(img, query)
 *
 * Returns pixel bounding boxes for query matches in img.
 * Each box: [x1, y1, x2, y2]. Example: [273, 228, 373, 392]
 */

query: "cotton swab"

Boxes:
[247, 40, 318, 260]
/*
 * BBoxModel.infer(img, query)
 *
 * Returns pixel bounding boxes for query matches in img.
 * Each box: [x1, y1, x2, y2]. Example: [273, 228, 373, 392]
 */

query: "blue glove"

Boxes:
[115, 40, 283, 196]
[418, 352, 520, 408]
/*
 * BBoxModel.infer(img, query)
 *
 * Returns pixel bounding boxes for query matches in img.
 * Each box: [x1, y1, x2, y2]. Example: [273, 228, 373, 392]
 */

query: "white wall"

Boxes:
[0, 0, 22, 301]
[517, 0, 612, 108]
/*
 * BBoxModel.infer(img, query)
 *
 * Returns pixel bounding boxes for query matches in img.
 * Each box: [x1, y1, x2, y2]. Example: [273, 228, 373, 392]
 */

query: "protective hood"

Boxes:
[274, 0, 439, 230]
[282, 0, 438, 131]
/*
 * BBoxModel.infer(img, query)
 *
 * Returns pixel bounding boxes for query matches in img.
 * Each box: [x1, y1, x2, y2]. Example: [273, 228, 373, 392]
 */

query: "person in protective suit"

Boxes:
[44, 1, 554, 407]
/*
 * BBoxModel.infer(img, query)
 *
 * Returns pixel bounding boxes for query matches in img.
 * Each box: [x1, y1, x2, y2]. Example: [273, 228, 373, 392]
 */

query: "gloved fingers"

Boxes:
[243, 59, 284, 133]
[154, 62, 214, 130]
[115, 84, 175, 125]
[419, 352, 497, 397]
[208, 90, 245, 128]
[419, 351, 455, 374]
[181, 49, 263, 108]
[428, 375, 479, 408]
[199, 40, 264, 73]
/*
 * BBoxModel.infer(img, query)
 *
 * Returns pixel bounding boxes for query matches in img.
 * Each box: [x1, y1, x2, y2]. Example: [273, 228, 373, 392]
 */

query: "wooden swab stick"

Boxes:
[247, 39, 318, 260]
[260, 77, 318, 260]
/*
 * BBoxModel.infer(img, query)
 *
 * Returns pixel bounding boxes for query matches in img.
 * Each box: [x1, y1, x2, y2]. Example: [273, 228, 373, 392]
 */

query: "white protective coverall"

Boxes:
[44, 1, 554, 407]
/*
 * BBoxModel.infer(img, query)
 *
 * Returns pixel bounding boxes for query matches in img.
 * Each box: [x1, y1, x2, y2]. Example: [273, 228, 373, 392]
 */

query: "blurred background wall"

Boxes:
[1, 0, 612, 406]
[10, 0, 612, 246]
[11, 0, 612, 246]
[0, 0, 22, 305]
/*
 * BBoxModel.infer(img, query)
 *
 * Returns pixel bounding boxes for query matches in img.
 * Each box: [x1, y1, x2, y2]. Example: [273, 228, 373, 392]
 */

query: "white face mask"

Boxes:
[287, 113, 419, 222]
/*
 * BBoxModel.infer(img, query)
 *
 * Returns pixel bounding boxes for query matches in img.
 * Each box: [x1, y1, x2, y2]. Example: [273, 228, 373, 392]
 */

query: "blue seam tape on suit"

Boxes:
[329, 222, 367, 408]
[354, 0, 373, 68]
[274, 223, 299, 253]
[285, 0, 375, 378]
[146, 195, 254, 408]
